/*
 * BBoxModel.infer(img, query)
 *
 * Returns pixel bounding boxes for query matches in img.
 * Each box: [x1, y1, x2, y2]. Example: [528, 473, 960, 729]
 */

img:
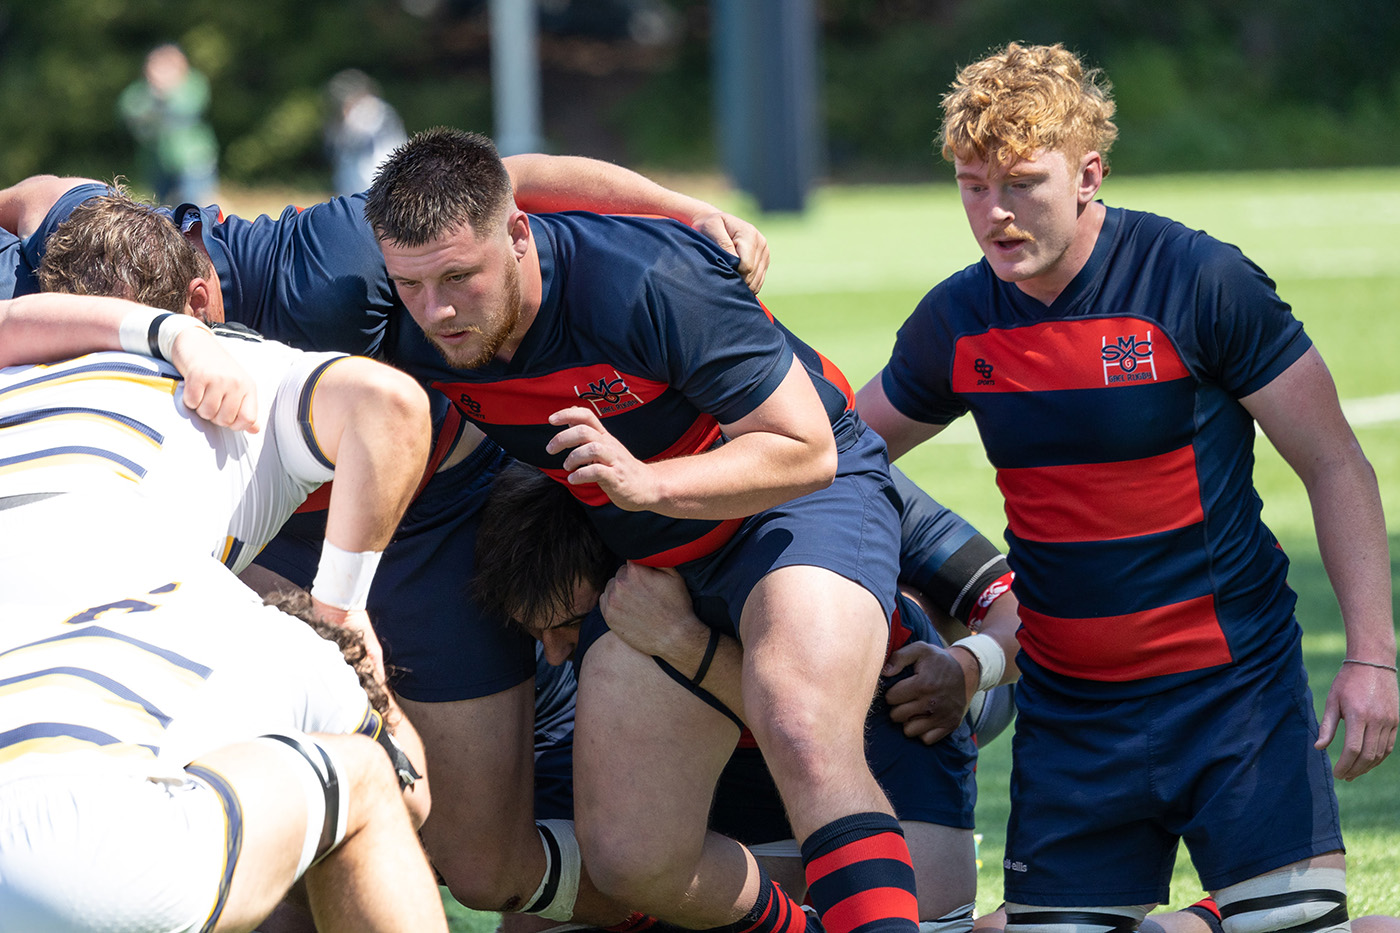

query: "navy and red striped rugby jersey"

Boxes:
[882, 206, 1312, 695]
[396, 211, 857, 566]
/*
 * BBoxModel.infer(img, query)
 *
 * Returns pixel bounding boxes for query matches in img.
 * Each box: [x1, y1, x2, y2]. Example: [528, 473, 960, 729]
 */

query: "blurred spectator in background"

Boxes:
[325, 68, 408, 195]
[117, 43, 219, 206]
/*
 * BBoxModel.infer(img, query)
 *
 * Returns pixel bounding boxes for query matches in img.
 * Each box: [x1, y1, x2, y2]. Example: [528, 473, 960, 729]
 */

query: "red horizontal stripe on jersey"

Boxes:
[540, 417, 724, 508]
[633, 517, 744, 567]
[817, 349, 854, 408]
[657, 416, 723, 461]
[952, 319, 1190, 394]
[438, 367, 670, 426]
[887, 604, 913, 655]
[1017, 594, 1232, 680]
[998, 446, 1203, 542]
[820, 889, 920, 933]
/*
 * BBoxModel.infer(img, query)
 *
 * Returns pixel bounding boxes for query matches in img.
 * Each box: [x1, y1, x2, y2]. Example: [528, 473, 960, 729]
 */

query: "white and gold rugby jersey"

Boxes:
[0, 332, 346, 577]
[0, 560, 379, 781]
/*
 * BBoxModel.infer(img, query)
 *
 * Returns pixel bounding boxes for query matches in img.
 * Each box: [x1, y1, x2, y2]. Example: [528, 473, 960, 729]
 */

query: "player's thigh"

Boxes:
[574, 630, 740, 867]
[739, 564, 887, 745]
[398, 680, 538, 873]
[190, 739, 327, 933]
[904, 820, 978, 919]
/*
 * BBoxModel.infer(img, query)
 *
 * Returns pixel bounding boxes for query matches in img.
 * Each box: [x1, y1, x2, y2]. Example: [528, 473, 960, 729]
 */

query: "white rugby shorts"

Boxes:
[0, 768, 230, 933]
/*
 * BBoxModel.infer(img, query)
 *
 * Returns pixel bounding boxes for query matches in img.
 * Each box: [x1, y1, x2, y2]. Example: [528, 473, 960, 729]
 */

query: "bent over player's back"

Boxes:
[0, 333, 347, 598]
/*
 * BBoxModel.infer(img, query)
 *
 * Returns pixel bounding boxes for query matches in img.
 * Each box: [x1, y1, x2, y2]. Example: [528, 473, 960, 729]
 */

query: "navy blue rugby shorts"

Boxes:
[1003, 628, 1343, 906]
[679, 413, 902, 641]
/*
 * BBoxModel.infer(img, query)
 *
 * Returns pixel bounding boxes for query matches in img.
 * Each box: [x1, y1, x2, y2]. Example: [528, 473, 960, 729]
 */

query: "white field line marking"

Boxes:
[1341, 392, 1400, 427]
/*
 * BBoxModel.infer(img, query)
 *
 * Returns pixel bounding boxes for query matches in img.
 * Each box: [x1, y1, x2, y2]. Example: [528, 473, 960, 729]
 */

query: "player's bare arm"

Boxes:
[0, 292, 261, 431]
[304, 357, 433, 676]
[854, 375, 949, 460]
[547, 356, 835, 519]
[1242, 346, 1398, 780]
[503, 153, 769, 293]
[0, 173, 101, 237]
[600, 562, 747, 718]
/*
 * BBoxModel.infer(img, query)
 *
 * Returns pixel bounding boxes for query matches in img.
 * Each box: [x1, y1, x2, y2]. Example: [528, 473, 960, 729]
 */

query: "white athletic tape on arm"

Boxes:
[156, 314, 210, 362]
[118, 309, 210, 361]
[952, 633, 1006, 693]
[118, 309, 165, 357]
[310, 541, 383, 611]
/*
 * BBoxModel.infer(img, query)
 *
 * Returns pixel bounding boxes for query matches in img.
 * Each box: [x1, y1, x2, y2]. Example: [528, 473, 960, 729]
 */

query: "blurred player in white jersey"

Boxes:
[0, 192, 447, 931]
[0, 190, 432, 672]
[0, 558, 446, 933]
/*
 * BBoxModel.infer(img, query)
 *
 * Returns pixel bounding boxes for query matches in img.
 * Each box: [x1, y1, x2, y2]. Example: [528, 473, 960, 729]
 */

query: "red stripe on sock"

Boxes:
[737, 879, 807, 933]
[820, 888, 920, 933]
[805, 831, 911, 879]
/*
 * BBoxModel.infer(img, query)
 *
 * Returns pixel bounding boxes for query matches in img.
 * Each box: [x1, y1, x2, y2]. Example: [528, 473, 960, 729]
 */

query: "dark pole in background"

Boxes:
[712, 0, 820, 213]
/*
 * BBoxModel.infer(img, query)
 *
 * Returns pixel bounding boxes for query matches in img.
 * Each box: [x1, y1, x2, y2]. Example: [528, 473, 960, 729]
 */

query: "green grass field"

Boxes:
[421, 167, 1400, 929]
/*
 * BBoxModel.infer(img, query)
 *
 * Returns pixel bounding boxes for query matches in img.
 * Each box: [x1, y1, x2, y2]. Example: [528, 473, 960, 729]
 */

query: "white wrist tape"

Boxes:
[118, 309, 165, 357]
[310, 541, 383, 611]
[117, 309, 208, 361]
[156, 313, 210, 362]
[523, 819, 582, 921]
[952, 633, 1006, 693]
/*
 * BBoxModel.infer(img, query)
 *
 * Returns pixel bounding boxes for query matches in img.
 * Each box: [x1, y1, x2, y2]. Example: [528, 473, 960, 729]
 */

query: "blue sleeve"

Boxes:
[0, 228, 25, 298]
[212, 194, 396, 356]
[881, 287, 969, 426]
[17, 182, 113, 295]
[893, 465, 1010, 624]
[570, 215, 791, 426]
[1192, 238, 1311, 398]
[648, 226, 791, 425]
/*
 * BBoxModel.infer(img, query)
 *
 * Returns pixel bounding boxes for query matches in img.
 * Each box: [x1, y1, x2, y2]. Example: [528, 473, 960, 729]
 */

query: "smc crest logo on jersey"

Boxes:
[576, 373, 642, 417]
[1101, 331, 1157, 385]
[953, 321, 1179, 396]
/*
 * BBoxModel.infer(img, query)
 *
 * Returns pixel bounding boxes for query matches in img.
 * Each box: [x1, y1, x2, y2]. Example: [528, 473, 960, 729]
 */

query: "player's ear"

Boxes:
[508, 209, 531, 260]
[1077, 151, 1104, 205]
[185, 276, 215, 324]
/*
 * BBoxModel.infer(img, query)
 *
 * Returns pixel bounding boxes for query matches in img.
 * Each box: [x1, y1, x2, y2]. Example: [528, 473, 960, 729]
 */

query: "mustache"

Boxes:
[993, 224, 1035, 243]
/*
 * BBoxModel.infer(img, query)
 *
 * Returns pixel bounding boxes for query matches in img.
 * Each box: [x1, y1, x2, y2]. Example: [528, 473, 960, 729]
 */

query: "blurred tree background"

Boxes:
[2, 0, 1397, 194]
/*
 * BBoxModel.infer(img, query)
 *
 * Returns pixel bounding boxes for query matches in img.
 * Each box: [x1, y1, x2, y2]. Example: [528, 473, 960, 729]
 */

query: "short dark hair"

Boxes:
[363, 126, 514, 247]
[475, 462, 620, 631]
[37, 186, 209, 314]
